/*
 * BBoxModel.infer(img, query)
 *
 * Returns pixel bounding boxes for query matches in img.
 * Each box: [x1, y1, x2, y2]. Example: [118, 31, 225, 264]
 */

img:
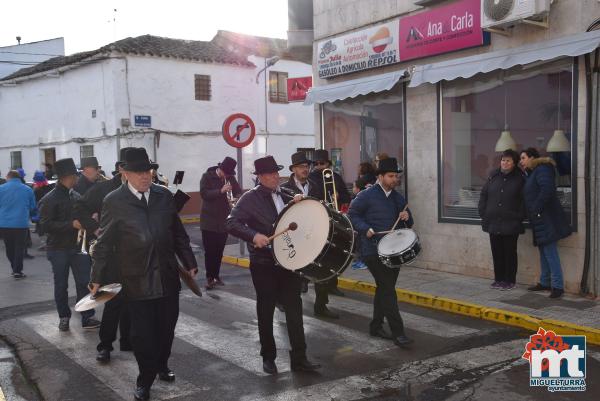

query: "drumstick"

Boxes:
[389, 204, 409, 231]
[267, 222, 298, 242]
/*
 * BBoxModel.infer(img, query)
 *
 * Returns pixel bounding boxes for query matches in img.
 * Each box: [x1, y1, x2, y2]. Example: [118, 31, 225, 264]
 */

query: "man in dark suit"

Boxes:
[89, 148, 198, 401]
[74, 147, 134, 363]
[74, 157, 103, 195]
[226, 156, 320, 375]
[199, 156, 242, 289]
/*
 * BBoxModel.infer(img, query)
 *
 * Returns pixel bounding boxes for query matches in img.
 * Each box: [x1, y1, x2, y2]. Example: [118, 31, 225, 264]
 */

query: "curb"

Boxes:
[180, 216, 200, 224]
[221, 255, 600, 346]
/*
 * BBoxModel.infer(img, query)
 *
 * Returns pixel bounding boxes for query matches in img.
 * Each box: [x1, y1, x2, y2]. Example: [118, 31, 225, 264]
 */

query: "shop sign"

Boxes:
[399, 0, 487, 62]
[317, 20, 400, 79]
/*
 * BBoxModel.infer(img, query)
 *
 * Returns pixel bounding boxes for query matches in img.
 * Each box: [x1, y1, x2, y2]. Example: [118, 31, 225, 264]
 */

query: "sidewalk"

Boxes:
[221, 243, 600, 345]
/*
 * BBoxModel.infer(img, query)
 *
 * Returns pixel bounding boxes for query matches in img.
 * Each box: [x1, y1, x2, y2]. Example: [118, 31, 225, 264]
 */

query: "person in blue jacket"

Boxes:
[348, 157, 414, 347]
[0, 170, 36, 279]
[523, 151, 572, 298]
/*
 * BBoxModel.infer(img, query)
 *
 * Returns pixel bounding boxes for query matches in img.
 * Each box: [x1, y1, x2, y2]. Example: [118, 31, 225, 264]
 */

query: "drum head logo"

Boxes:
[522, 327, 586, 392]
[282, 231, 296, 259]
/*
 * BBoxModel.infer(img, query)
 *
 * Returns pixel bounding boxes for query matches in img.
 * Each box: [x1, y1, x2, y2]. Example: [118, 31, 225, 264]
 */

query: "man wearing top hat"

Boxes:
[199, 156, 242, 289]
[348, 157, 414, 348]
[39, 158, 101, 331]
[89, 148, 198, 401]
[74, 156, 103, 195]
[73, 147, 134, 363]
[226, 156, 321, 375]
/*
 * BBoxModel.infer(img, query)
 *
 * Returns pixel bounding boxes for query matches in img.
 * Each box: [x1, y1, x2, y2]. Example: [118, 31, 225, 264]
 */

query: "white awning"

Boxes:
[409, 30, 600, 87]
[304, 70, 410, 105]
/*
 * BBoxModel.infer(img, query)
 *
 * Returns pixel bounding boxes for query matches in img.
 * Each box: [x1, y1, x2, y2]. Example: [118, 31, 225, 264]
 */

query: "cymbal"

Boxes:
[74, 283, 122, 312]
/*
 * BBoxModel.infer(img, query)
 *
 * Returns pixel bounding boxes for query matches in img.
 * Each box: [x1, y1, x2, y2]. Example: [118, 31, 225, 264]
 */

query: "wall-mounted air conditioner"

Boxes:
[481, 0, 551, 30]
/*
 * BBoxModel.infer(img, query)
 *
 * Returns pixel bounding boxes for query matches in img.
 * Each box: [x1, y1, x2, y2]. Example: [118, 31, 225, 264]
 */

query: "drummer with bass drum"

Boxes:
[348, 157, 414, 348]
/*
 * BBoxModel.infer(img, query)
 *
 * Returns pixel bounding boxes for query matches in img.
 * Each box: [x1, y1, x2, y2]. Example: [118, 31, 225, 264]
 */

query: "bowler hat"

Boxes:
[289, 151, 312, 171]
[122, 148, 159, 172]
[252, 156, 283, 175]
[313, 149, 331, 164]
[54, 158, 78, 178]
[218, 157, 237, 176]
[376, 157, 403, 175]
[80, 157, 100, 169]
[113, 147, 136, 175]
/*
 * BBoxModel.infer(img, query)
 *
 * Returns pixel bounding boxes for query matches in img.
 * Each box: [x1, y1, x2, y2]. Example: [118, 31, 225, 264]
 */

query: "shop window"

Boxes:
[322, 86, 406, 195]
[269, 71, 288, 103]
[439, 59, 576, 225]
[10, 151, 22, 169]
[194, 74, 211, 101]
[80, 145, 94, 161]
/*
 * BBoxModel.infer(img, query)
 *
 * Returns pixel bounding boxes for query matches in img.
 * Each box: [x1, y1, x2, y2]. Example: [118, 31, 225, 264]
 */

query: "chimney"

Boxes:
[16, 36, 21, 45]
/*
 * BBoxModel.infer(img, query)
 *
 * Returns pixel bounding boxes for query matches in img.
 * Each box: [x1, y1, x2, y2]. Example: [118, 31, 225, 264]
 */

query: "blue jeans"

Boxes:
[538, 242, 564, 290]
[47, 249, 95, 322]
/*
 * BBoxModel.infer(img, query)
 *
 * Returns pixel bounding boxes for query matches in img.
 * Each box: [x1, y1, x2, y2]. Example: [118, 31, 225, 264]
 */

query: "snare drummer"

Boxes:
[348, 157, 414, 347]
[226, 156, 320, 375]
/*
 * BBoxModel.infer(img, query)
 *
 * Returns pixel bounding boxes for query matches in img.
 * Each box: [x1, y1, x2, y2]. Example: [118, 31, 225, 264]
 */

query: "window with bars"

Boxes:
[269, 71, 288, 103]
[80, 145, 94, 161]
[10, 151, 22, 169]
[194, 74, 212, 101]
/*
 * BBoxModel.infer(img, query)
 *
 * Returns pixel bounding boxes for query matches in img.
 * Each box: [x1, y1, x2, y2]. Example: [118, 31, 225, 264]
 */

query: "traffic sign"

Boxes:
[222, 113, 256, 148]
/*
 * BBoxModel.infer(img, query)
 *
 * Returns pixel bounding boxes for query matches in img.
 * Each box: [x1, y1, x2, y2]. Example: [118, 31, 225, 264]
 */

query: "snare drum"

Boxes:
[377, 229, 421, 268]
[272, 198, 355, 283]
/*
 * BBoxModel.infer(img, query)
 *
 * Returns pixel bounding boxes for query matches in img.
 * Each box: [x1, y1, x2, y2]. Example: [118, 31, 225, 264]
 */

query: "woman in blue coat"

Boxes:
[522, 150, 572, 298]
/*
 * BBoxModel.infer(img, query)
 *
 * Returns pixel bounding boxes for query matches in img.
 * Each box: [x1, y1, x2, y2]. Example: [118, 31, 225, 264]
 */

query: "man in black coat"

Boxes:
[73, 147, 134, 363]
[307, 149, 350, 298]
[74, 157, 103, 195]
[226, 156, 320, 375]
[199, 156, 242, 289]
[89, 148, 198, 401]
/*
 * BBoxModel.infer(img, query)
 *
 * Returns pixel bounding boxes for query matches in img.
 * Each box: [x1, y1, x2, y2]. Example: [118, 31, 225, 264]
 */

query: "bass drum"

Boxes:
[272, 197, 355, 283]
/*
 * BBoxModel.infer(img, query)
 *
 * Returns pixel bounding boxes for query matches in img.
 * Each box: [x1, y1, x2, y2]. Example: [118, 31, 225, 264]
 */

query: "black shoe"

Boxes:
[328, 288, 345, 297]
[549, 288, 564, 299]
[158, 369, 175, 382]
[301, 280, 309, 293]
[58, 317, 70, 332]
[370, 327, 393, 340]
[528, 283, 551, 291]
[393, 335, 414, 347]
[262, 360, 278, 375]
[82, 318, 101, 330]
[96, 349, 110, 363]
[133, 386, 150, 401]
[120, 342, 133, 352]
[291, 357, 321, 372]
[314, 307, 339, 319]
[13, 272, 26, 280]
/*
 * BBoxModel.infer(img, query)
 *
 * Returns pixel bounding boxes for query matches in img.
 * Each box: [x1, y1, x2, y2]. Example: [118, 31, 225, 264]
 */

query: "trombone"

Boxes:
[77, 229, 88, 255]
[322, 168, 339, 212]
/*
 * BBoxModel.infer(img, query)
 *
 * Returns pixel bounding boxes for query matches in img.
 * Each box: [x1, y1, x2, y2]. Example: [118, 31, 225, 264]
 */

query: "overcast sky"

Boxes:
[0, 0, 288, 55]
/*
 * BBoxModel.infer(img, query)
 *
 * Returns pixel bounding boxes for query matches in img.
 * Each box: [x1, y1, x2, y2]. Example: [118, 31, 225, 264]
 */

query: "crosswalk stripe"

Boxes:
[21, 313, 199, 400]
[303, 291, 480, 338]
[241, 339, 525, 401]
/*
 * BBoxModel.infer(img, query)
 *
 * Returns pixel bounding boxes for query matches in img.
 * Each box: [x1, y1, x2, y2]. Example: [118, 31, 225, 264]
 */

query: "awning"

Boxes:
[409, 30, 600, 87]
[304, 69, 410, 105]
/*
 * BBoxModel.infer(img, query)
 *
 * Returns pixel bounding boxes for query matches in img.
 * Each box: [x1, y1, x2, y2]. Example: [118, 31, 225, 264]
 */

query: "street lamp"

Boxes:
[255, 56, 280, 154]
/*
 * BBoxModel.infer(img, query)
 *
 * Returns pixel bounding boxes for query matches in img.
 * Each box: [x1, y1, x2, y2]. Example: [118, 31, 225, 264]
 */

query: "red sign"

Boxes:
[222, 113, 255, 148]
[287, 76, 313, 102]
[399, 0, 485, 62]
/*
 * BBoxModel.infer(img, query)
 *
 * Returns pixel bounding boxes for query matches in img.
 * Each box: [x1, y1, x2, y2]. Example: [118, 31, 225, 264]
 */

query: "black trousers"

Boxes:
[249, 261, 306, 362]
[0, 228, 28, 274]
[97, 292, 131, 352]
[364, 255, 405, 337]
[489, 234, 519, 284]
[128, 294, 179, 388]
[201, 230, 228, 280]
[314, 276, 338, 310]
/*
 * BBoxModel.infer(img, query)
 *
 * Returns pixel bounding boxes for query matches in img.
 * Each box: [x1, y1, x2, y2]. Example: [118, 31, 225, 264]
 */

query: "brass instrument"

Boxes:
[78, 229, 88, 255]
[225, 179, 236, 206]
[322, 168, 339, 212]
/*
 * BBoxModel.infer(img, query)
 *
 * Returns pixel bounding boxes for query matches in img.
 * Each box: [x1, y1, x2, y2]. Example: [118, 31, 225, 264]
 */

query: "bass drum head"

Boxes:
[273, 199, 330, 271]
[378, 229, 417, 256]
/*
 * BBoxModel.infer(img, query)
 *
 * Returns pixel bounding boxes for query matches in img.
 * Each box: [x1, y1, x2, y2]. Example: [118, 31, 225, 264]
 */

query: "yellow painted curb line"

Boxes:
[180, 216, 200, 224]
[222, 255, 600, 345]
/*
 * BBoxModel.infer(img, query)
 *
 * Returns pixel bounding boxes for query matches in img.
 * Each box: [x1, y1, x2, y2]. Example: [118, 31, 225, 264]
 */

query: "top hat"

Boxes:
[122, 148, 159, 172]
[55, 158, 78, 178]
[252, 156, 283, 175]
[289, 151, 312, 171]
[80, 157, 100, 169]
[218, 157, 237, 176]
[33, 171, 47, 183]
[376, 157, 403, 175]
[313, 149, 331, 164]
[112, 147, 136, 175]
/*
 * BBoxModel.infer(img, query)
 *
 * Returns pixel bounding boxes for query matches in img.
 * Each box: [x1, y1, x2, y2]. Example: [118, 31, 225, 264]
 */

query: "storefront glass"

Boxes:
[439, 59, 576, 224]
[322, 86, 406, 194]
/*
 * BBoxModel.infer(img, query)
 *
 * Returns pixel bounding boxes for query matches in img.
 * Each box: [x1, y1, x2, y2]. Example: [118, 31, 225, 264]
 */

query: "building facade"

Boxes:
[306, 0, 600, 295]
[0, 37, 65, 79]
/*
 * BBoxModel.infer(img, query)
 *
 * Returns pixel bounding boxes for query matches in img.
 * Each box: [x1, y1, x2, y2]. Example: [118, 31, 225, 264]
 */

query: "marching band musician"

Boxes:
[226, 156, 320, 375]
[89, 148, 198, 401]
[348, 157, 414, 348]
[199, 156, 242, 289]
[74, 156, 104, 195]
[73, 148, 134, 363]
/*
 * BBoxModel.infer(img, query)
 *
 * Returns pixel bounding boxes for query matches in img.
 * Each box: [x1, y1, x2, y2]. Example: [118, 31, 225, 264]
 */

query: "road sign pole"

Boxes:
[237, 147, 245, 256]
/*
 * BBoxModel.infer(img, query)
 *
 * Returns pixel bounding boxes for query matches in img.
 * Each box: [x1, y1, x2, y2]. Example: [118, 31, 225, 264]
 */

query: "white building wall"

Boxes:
[0, 38, 65, 79]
